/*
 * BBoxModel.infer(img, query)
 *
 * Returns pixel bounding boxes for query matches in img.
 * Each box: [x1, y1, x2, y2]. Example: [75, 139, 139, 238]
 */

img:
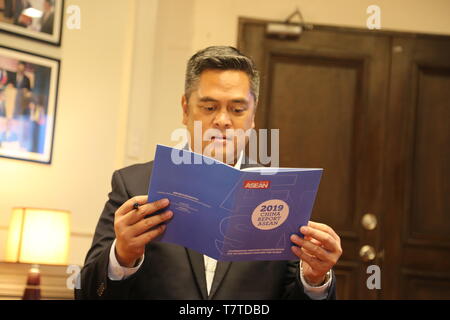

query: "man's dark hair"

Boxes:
[185, 46, 260, 103]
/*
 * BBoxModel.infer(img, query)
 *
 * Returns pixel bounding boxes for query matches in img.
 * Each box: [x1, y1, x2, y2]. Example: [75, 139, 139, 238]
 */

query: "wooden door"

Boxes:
[238, 18, 450, 299]
[238, 19, 390, 299]
[383, 35, 450, 299]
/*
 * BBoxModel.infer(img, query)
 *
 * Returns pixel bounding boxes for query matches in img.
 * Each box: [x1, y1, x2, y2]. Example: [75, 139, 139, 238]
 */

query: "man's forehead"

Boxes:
[195, 70, 252, 96]
[198, 69, 250, 86]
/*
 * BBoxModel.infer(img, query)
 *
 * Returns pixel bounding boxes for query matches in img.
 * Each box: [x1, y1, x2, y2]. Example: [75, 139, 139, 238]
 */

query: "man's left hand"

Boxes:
[290, 221, 343, 286]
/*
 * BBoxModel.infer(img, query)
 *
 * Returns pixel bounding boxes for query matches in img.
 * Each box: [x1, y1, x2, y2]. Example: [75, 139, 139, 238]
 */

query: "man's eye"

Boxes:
[233, 107, 245, 113]
[202, 105, 216, 112]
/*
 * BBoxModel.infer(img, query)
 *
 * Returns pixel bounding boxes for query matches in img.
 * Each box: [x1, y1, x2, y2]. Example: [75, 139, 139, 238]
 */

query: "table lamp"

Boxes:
[5, 208, 70, 300]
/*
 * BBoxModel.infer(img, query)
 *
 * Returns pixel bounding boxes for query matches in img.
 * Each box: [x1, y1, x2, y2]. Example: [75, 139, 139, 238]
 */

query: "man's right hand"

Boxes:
[114, 196, 172, 267]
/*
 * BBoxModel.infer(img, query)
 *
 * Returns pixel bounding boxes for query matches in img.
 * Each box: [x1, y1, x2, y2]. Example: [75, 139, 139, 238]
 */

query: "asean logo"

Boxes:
[243, 180, 270, 189]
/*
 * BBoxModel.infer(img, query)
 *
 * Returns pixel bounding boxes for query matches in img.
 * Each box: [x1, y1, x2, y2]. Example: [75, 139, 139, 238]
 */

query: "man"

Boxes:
[11, 61, 31, 119]
[39, 0, 55, 35]
[76, 46, 342, 300]
[10, 61, 32, 151]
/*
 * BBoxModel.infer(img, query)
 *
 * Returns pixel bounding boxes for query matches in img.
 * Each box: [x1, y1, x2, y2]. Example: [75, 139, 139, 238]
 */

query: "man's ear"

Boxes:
[181, 95, 189, 126]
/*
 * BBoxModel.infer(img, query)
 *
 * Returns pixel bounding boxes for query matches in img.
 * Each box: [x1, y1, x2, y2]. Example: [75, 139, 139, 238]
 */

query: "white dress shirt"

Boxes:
[108, 149, 332, 299]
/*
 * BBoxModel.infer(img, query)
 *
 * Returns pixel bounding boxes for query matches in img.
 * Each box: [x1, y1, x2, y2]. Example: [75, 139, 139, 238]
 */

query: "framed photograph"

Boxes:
[0, 0, 64, 46]
[0, 45, 60, 164]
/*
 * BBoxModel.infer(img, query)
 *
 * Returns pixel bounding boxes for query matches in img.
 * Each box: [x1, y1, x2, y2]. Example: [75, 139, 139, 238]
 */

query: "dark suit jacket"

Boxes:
[40, 11, 54, 35]
[75, 160, 336, 300]
[9, 72, 31, 90]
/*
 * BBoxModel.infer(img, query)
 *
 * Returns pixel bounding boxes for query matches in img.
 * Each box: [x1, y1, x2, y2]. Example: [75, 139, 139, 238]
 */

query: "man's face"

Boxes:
[17, 63, 25, 73]
[182, 69, 256, 164]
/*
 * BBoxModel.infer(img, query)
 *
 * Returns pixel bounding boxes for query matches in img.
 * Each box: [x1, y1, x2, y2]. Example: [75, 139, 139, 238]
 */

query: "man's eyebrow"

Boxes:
[199, 96, 249, 105]
[198, 96, 219, 102]
[230, 98, 249, 105]
[198, 96, 249, 105]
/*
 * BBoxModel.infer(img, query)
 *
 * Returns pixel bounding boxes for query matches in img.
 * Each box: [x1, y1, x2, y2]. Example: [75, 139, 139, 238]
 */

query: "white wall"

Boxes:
[0, 0, 139, 265]
[123, 0, 195, 167]
[1, 0, 449, 266]
[191, 0, 450, 50]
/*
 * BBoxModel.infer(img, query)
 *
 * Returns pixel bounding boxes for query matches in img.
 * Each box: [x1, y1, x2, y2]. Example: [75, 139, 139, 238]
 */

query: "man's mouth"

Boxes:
[210, 135, 232, 142]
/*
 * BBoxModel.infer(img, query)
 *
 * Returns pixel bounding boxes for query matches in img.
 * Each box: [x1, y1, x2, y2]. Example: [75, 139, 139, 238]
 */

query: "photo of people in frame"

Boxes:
[0, 0, 63, 45]
[0, 46, 59, 163]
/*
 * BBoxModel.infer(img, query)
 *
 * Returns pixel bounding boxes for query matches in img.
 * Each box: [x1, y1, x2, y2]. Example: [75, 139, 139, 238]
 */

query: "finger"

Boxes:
[305, 235, 321, 246]
[290, 234, 329, 261]
[300, 225, 338, 252]
[300, 246, 320, 262]
[115, 195, 149, 217]
[308, 221, 340, 241]
[133, 223, 167, 247]
[291, 234, 318, 248]
[300, 249, 325, 271]
[127, 210, 173, 237]
[291, 245, 322, 267]
[291, 245, 302, 259]
[123, 198, 170, 225]
[307, 221, 339, 239]
[301, 246, 324, 260]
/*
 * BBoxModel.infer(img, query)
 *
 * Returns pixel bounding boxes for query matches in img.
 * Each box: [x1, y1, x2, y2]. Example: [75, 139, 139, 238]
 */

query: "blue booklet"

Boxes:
[147, 144, 323, 261]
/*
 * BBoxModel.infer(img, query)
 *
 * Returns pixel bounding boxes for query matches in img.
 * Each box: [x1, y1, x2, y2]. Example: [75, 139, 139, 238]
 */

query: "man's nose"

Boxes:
[213, 110, 232, 129]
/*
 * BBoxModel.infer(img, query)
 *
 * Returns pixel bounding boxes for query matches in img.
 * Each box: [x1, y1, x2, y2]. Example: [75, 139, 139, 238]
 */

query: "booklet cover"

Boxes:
[147, 144, 323, 261]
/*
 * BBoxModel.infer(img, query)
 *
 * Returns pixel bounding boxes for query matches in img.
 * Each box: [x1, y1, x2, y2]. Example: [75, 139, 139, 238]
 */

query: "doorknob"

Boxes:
[359, 245, 377, 262]
[361, 213, 377, 230]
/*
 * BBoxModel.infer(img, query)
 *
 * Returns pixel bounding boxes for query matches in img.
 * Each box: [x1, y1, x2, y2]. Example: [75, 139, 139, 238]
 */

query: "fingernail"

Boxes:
[160, 198, 169, 206]
[164, 210, 173, 218]
[290, 234, 300, 242]
[300, 226, 308, 233]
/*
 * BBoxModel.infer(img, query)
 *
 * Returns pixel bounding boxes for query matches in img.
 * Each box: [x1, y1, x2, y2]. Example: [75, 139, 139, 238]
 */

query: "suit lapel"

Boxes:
[185, 248, 208, 300]
[208, 261, 232, 300]
[185, 249, 233, 300]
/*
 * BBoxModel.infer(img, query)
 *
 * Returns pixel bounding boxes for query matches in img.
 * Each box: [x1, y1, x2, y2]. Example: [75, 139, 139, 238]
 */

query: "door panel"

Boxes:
[410, 67, 450, 241]
[402, 271, 450, 299]
[383, 36, 450, 299]
[267, 54, 360, 234]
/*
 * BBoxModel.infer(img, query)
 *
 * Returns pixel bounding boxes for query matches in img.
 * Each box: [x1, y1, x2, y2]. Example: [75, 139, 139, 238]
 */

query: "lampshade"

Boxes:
[5, 208, 70, 265]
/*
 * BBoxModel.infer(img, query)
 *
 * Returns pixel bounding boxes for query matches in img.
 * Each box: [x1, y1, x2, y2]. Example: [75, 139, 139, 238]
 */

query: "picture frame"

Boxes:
[0, 45, 60, 164]
[0, 0, 64, 46]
